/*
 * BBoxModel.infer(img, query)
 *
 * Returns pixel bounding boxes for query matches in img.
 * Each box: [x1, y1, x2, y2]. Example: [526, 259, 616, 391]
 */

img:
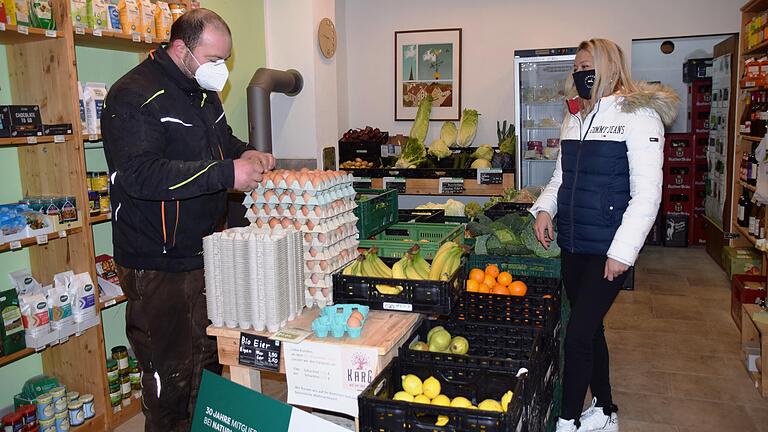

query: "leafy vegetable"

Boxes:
[491, 152, 515, 169]
[409, 96, 433, 144]
[456, 109, 479, 147]
[428, 138, 452, 160]
[394, 137, 427, 168]
[471, 145, 494, 161]
[470, 159, 492, 169]
[497, 120, 516, 157]
[464, 202, 482, 220]
[466, 211, 560, 258]
[440, 121, 458, 146]
[415, 199, 465, 217]
[522, 224, 561, 258]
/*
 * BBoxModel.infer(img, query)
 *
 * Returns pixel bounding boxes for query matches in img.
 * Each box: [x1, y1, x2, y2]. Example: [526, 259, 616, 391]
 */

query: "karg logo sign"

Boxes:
[344, 351, 374, 391]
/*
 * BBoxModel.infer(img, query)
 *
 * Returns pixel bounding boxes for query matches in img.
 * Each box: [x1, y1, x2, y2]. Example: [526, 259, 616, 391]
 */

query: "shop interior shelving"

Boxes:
[0, 2, 194, 430]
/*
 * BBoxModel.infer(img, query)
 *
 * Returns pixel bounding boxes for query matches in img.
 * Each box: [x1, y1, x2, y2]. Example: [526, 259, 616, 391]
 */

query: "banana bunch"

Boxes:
[342, 248, 402, 294]
[428, 242, 467, 281]
[392, 245, 431, 280]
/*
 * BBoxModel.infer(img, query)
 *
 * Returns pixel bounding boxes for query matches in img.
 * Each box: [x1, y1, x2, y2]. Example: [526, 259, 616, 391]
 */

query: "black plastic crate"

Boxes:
[484, 202, 532, 221]
[398, 208, 446, 223]
[332, 257, 467, 314]
[400, 318, 542, 373]
[359, 358, 527, 432]
[454, 292, 560, 335]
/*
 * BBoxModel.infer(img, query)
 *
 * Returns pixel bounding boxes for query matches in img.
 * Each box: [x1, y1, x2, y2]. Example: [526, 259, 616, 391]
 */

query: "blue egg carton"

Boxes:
[311, 304, 370, 338]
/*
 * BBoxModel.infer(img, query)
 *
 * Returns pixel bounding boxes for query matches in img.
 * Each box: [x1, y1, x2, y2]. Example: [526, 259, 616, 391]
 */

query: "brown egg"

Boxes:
[314, 207, 322, 217]
[318, 233, 327, 243]
[310, 273, 321, 284]
[347, 316, 362, 328]
[304, 233, 313, 243]
[264, 190, 276, 201]
[281, 218, 293, 228]
[286, 173, 297, 187]
[310, 176, 322, 189]
[321, 287, 330, 297]
[302, 192, 312, 202]
[309, 247, 319, 257]
[349, 310, 364, 322]
[293, 221, 302, 230]
[306, 220, 316, 230]
[319, 260, 329, 271]
[288, 206, 298, 216]
[308, 287, 317, 296]
[301, 206, 310, 217]
[300, 167, 310, 173]
[298, 173, 309, 189]
[268, 219, 280, 229]
[255, 219, 265, 228]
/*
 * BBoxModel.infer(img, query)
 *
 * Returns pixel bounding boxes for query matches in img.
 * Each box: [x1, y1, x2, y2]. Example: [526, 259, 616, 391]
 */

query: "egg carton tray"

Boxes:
[247, 186, 356, 207]
[305, 247, 359, 273]
[302, 223, 359, 247]
[247, 200, 358, 219]
[253, 173, 354, 196]
[246, 208, 358, 228]
[305, 237, 359, 261]
[306, 287, 333, 308]
[311, 304, 370, 339]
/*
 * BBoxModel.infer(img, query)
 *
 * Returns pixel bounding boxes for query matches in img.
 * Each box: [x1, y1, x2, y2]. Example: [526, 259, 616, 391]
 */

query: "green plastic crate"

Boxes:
[358, 223, 464, 259]
[354, 188, 398, 239]
[468, 254, 561, 279]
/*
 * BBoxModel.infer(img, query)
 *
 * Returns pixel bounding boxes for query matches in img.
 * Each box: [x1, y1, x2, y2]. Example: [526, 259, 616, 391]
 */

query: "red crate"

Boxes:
[663, 190, 693, 215]
[664, 164, 693, 190]
[665, 134, 693, 162]
[693, 134, 709, 160]
[731, 274, 766, 330]
[691, 212, 708, 245]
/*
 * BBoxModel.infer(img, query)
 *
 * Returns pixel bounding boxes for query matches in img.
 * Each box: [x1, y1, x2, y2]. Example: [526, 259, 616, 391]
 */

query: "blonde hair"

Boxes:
[565, 38, 638, 116]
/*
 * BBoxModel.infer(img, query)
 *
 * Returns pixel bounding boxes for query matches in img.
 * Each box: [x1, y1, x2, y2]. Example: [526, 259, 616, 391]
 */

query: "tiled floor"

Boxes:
[115, 246, 767, 431]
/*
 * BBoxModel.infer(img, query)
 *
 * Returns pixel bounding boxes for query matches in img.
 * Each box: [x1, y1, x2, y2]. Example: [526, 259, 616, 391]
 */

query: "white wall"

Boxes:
[264, 0, 338, 162]
[338, 0, 742, 147]
[632, 35, 732, 133]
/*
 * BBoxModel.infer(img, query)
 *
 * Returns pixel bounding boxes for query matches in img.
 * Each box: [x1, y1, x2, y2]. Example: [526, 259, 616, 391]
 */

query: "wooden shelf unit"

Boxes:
[0, 1, 194, 430]
[100, 294, 127, 310]
[736, 224, 758, 245]
[741, 134, 763, 142]
[740, 180, 757, 192]
[74, 28, 169, 52]
[88, 212, 111, 225]
[0, 227, 83, 253]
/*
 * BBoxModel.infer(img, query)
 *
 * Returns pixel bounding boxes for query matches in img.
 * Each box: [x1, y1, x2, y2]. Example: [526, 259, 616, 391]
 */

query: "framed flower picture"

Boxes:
[395, 28, 462, 121]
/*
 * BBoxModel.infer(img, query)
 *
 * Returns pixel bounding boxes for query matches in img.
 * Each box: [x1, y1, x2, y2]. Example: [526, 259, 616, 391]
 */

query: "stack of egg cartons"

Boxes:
[202, 226, 304, 331]
[244, 169, 359, 307]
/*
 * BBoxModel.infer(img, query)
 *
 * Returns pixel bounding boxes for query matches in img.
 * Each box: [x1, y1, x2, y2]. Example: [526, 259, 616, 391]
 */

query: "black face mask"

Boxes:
[572, 69, 596, 100]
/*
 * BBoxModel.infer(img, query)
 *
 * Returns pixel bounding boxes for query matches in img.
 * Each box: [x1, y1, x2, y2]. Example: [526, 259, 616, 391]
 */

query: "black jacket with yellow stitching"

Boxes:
[102, 47, 255, 272]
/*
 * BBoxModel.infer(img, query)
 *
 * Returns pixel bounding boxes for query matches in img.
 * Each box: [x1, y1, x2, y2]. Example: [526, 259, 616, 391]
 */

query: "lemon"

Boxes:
[431, 394, 450, 406]
[435, 415, 449, 427]
[392, 391, 414, 402]
[500, 390, 514, 412]
[422, 376, 441, 399]
[401, 374, 423, 396]
[413, 395, 431, 404]
[450, 396, 472, 408]
[477, 399, 503, 412]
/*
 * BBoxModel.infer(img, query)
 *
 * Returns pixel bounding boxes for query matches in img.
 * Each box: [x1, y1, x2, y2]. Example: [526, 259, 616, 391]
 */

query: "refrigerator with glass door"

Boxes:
[514, 47, 577, 189]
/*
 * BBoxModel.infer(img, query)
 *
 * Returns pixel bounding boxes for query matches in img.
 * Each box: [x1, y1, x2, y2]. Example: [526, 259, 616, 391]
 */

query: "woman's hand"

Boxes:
[604, 258, 629, 281]
[534, 211, 554, 249]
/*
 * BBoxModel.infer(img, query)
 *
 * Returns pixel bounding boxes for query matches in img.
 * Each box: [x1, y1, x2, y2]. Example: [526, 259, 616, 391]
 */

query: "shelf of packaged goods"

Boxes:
[89, 213, 111, 225]
[744, 38, 768, 56]
[100, 294, 127, 310]
[108, 397, 143, 429]
[741, 134, 763, 143]
[740, 180, 758, 192]
[74, 28, 169, 52]
[0, 348, 35, 368]
[735, 224, 758, 246]
[0, 135, 74, 147]
[368, 174, 514, 196]
[82, 133, 102, 142]
[0, 227, 83, 254]
[0, 24, 61, 45]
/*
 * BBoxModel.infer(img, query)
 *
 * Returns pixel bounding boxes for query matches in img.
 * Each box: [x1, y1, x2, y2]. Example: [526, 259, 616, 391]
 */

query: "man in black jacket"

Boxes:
[102, 8, 270, 431]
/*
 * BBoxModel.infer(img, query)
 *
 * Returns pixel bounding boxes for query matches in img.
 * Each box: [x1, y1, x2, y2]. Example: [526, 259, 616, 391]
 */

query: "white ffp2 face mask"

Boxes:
[187, 47, 229, 92]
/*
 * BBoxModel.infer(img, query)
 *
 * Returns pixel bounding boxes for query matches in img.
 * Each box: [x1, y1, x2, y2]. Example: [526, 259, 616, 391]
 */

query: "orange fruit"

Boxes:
[508, 280, 528, 296]
[491, 284, 510, 295]
[483, 274, 497, 288]
[466, 280, 480, 292]
[469, 268, 486, 283]
[497, 272, 513, 286]
[485, 264, 500, 278]
[477, 284, 491, 293]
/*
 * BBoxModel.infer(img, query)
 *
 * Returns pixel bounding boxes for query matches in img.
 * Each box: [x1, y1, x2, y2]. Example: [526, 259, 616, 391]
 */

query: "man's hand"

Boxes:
[233, 158, 265, 191]
[604, 258, 629, 281]
[534, 211, 554, 249]
[241, 150, 276, 171]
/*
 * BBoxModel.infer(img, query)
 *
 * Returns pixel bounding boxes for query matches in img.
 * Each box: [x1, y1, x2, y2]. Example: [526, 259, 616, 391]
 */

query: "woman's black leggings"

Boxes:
[560, 250, 628, 421]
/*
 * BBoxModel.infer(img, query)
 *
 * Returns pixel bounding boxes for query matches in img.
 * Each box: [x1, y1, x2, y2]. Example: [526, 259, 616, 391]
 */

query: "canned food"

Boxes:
[19, 404, 36, 425]
[88, 191, 100, 216]
[53, 411, 68, 432]
[36, 393, 54, 421]
[67, 401, 84, 427]
[50, 387, 67, 414]
[106, 359, 119, 383]
[37, 418, 55, 432]
[112, 346, 129, 372]
[108, 383, 121, 407]
[79, 394, 95, 420]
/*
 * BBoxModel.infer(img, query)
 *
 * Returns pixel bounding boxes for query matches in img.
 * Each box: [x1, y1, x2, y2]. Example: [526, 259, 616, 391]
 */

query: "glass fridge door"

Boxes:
[517, 57, 574, 188]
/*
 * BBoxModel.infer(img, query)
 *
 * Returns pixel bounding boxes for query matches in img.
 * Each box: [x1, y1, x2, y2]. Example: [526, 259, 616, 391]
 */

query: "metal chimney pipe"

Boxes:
[247, 68, 303, 153]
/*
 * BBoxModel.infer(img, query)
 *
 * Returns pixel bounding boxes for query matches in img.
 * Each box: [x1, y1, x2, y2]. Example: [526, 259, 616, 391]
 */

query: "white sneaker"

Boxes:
[555, 418, 578, 432]
[578, 397, 619, 432]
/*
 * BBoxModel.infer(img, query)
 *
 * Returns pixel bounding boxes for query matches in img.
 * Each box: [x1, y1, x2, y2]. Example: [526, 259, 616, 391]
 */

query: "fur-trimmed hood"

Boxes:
[619, 82, 681, 126]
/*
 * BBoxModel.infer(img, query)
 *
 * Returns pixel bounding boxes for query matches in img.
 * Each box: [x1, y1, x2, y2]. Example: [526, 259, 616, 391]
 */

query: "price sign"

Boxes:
[0, 23, 6, 31]
[89, 134, 98, 141]
[74, 26, 85, 35]
[438, 177, 465, 195]
[58, 230, 67, 238]
[132, 33, 141, 42]
[54, 135, 65, 143]
[383, 302, 412, 312]
[144, 34, 153, 44]
[45, 30, 57, 38]
[238, 333, 281, 372]
[17, 25, 28, 35]
[92, 29, 102, 37]
[352, 177, 372, 189]
[36, 235, 48, 245]
[477, 168, 504, 185]
[382, 177, 406, 194]
[103, 298, 117, 307]
[25, 136, 37, 144]
[10, 240, 22, 250]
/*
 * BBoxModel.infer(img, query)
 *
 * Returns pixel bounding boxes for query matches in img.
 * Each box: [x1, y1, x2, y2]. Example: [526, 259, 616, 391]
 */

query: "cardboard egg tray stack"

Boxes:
[243, 169, 360, 307]
[202, 226, 304, 332]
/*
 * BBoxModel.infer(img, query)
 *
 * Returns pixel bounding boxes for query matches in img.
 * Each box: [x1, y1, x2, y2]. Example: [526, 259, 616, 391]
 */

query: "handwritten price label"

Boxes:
[36, 235, 48, 245]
